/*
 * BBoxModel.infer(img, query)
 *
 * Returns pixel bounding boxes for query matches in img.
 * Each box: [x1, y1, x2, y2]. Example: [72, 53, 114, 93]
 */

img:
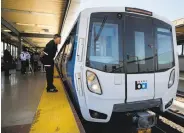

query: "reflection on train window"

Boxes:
[67, 43, 73, 55]
[59, 48, 64, 64]
[135, 31, 145, 64]
[64, 45, 69, 55]
[90, 23, 119, 64]
[156, 27, 174, 71]
[157, 28, 170, 33]
[125, 15, 154, 73]
[66, 37, 74, 58]
[86, 13, 124, 73]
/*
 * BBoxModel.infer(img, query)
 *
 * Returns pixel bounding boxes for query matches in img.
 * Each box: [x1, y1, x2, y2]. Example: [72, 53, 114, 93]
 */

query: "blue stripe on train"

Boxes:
[65, 35, 79, 107]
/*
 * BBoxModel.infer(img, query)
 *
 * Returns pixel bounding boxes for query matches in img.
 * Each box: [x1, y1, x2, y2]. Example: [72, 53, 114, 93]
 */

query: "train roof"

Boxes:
[80, 7, 173, 26]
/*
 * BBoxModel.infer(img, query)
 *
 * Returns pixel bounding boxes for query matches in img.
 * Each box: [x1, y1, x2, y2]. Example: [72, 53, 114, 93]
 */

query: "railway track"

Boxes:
[166, 110, 184, 126]
[82, 111, 184, 133]
[153, 119, 183, 133]
[177, 91, 184, 98]
[153, 108, 184, 132]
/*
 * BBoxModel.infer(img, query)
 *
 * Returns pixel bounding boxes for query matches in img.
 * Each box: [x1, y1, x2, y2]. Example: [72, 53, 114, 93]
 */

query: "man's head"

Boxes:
[53, 34, 61, 45]
[22, 46, 27, 52]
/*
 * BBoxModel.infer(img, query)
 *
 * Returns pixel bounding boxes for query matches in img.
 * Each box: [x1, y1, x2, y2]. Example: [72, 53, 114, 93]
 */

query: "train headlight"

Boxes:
[86, 71, 102, 95]
[168, 69, 175, 88]
[87, 73, 95, 82]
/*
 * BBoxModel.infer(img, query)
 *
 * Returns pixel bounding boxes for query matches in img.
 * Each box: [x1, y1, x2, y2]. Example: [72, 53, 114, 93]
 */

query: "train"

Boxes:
[55, 7, 179, 123]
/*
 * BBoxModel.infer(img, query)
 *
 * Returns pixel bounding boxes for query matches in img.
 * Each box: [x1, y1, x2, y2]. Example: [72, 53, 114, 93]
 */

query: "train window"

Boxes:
[125, 15, 154, 73]
[86, 13, 175, 73]
[90, 23, 119, 62]
[56, 46, 65, 73]
[135, 31, 146, 64]
[62, 23, 77, 61]
[154, 19, 174, 71]
[66, 36, 74, 60]
[86, 12, 124, 73]
[64, 44, 69, 56]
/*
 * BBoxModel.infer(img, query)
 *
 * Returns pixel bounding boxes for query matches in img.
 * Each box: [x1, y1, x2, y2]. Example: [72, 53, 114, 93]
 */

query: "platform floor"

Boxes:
[1, 70, 46, 132]
[29, 77, 80, 133]
[1, 70, 82, 133]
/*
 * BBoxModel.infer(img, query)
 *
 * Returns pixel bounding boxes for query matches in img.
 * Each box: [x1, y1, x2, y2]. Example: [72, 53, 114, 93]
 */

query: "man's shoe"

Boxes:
[47, 88, 58, 93]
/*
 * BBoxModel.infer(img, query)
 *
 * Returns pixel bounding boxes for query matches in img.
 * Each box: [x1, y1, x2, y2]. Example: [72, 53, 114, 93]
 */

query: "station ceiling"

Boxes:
[1, 0, 184, 49]
[1, 0, 68, 47]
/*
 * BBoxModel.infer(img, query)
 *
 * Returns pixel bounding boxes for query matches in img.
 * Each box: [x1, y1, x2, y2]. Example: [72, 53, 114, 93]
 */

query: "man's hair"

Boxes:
[22, 46, 27, 52]
[53, 34, 61, 39]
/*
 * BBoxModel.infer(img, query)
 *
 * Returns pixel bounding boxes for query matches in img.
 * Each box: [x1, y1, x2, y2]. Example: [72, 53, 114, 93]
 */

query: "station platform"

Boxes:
[29, 76, 83, 133]
[1, 70, 84, 133]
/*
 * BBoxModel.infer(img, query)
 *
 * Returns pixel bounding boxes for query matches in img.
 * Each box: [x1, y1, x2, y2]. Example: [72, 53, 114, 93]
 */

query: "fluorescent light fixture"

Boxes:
[39, 31, 45, 33]
[24, 31, 39, 33]
[37, 24, 53, 28]
[3, 29, 11, 32]
[176, 32, 184, 34]
[47, 32, 55, 34]
[2, 8, 57, 16]
[16, 23, 35, 26]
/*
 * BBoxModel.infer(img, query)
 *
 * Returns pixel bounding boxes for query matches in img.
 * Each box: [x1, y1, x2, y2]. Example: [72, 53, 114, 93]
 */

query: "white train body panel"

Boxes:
[59, 7, 179, 122]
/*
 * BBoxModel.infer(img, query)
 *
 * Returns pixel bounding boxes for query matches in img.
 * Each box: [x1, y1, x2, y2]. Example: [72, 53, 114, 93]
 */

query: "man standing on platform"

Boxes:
[3, 46, 12, 76]
[41, 34, 61, 93]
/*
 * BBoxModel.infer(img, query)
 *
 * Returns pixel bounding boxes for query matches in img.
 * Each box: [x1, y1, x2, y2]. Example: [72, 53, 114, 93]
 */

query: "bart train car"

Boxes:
[55, 7, 179, 122]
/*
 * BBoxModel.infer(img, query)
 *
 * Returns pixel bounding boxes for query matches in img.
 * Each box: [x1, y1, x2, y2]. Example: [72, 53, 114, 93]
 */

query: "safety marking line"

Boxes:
[29, 78, 80, 133]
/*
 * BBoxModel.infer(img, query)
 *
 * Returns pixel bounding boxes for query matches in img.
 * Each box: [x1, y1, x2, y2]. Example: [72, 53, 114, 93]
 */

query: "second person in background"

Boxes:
[20, 47, 30, 74]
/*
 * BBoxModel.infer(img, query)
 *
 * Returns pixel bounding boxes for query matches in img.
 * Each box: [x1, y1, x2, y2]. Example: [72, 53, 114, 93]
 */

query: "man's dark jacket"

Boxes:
[3, 49, 12, 69]
[42, 40, 57, 65]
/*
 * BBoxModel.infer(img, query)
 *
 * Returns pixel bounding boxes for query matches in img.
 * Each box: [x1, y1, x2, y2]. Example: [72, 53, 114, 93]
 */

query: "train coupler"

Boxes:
[132, 111, 157, 133]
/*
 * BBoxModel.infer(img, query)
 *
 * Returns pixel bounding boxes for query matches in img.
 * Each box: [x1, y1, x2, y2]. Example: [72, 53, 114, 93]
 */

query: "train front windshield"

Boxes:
[86, 12, 175, 73]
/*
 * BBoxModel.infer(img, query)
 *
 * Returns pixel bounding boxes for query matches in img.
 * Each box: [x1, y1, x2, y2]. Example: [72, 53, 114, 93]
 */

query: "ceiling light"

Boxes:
[2, 8, 57, 16]
[24, 31, 39, 33]
[47, 32, 55, 34]
[37, 24, 53, 28]
[16, 23, 35, 26]
[3, 29, 11, 32]
[39, 31, 45, 33]
[176, 32, 184, 34]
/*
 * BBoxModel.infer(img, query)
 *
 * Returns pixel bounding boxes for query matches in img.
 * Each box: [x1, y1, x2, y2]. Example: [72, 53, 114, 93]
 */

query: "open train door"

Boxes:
[124, 14, 155, 102]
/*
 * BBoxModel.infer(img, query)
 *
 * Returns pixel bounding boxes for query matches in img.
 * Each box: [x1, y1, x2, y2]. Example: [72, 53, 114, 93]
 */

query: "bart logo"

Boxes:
[135, 80, 147, 90]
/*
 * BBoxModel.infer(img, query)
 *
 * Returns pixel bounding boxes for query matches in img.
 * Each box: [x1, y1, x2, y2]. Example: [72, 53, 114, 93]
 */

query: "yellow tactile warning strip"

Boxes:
[54, 67, 60, 77]
[29, 78, 81, 133]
